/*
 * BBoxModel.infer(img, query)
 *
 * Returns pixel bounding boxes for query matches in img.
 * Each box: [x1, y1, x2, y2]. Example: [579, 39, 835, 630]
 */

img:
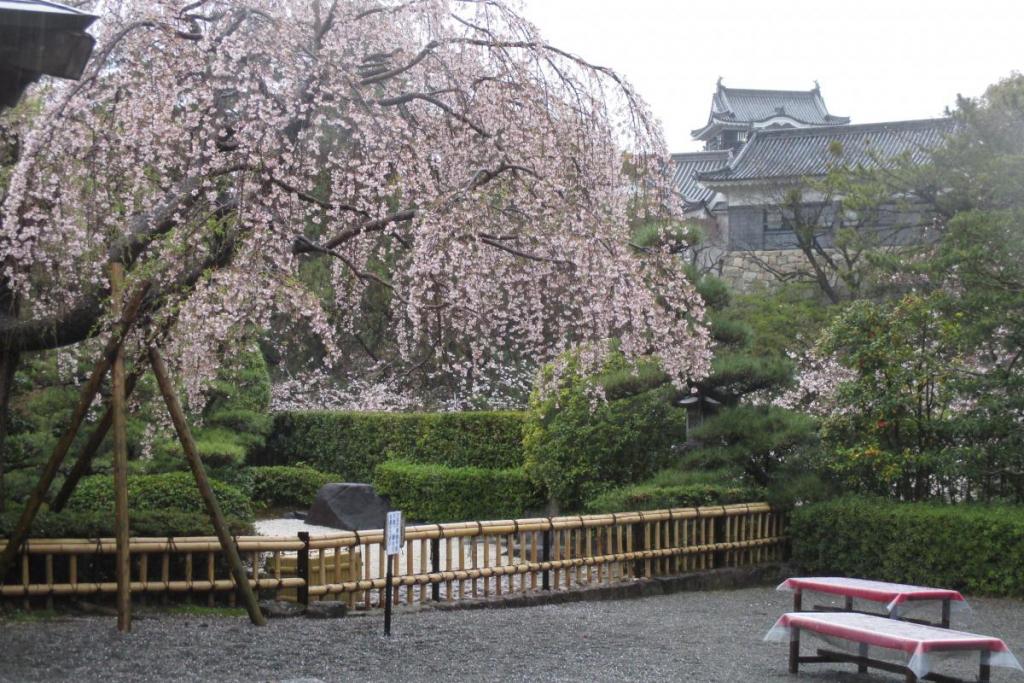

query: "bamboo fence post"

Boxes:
[574, 527, 582, 585]
[470, 535, 478, 598]
[110, 263, 132, 632]
[419, 538, 428, 603]
[318, 549, 326, 602]
[363, 541, 372, 609]
[347, 546, 357, 609]
[148, 347, 266, 626]
[206, 552, 216, 607]
[334, 547, 343, 602]
[297, 532, 310, 606]
[541, 528, 551, 591]
[482, 535, 490, 597]
[377, 542, 385, 606]
[406, 539, 414, 605]
[492, 535, 499, 595]
[584, 527, 592, 584]
[0, 283, 149, 581]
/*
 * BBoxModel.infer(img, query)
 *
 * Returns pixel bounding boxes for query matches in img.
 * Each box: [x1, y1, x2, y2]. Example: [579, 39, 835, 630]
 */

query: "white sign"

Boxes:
[386, 510, 404, 556]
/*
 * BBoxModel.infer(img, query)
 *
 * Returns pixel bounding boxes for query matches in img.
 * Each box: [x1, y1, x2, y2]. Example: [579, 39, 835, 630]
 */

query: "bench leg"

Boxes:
[942, 599, 951, 628]
[789, 627, 800, 674]
[793, 589, 802, 612]
[980, 650, 991, 682]
[858, 642, 869, 674]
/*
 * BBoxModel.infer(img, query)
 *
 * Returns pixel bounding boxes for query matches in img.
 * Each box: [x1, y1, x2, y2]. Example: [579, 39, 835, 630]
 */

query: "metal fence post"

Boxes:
[430, 537, 440, 602]
[713, 515, 727, 568]
[631, 522, 644, 578]
[541, 527, 552, 591]
[297, 531, 310, 607]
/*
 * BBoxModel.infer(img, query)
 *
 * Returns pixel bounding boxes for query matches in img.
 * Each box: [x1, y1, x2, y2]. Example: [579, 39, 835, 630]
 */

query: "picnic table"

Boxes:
[765, 611, 1023, 682]
[779, 577, 969, 627]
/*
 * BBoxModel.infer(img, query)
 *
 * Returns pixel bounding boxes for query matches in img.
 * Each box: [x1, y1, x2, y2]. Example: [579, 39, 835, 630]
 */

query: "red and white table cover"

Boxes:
[765, 612, 1022, 679]
[778, 577, 969, 615]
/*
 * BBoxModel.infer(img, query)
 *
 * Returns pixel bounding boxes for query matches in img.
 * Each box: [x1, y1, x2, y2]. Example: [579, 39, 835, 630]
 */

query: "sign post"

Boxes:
[384, 510, 403, 637]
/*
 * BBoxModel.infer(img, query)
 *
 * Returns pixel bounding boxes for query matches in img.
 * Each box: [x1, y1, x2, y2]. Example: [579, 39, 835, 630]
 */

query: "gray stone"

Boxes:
[258, 600, 305, 619]
[304, 602, 348, 619]
[305, 483, 391, 531]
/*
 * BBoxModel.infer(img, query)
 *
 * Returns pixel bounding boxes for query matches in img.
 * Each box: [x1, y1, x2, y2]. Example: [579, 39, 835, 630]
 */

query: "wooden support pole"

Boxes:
[0, 283, 150, 581]
[148, 347, 266, 627]
[110, 262, 132, 633]
[51, 368, 143, 512]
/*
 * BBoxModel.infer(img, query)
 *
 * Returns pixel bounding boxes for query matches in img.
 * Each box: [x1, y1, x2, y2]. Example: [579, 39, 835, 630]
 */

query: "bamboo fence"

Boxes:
[0, 503, 785, 610]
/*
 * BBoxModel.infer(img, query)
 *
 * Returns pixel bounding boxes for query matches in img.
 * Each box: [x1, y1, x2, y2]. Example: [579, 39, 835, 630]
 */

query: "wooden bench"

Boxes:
[765, 612, 1022, 682]
[778, 577, 968, 627]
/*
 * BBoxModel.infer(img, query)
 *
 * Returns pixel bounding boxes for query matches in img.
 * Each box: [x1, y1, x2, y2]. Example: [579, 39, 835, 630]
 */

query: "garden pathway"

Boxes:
[1, 586, 1022, 682]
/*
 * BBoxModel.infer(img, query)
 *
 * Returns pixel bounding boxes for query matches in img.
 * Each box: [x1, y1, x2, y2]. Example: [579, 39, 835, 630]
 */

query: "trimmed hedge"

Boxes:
[250, 465, 334, 510]
[523, 381, 687, 512]
[372, 459, 544, 523]
[65, 472, 254, 524]
[253, 411, 526, 480]
[791, 497, 1024, 596]
[0, 509, 253, 538]
[585, 482, 759, 514]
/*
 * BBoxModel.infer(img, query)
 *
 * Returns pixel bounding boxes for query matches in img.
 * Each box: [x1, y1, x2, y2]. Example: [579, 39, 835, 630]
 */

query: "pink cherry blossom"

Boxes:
[1, 0, 711, 409]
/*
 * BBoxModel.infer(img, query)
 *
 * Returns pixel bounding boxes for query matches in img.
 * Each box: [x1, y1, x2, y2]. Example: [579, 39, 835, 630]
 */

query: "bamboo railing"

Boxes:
[0, 503, 785, 610]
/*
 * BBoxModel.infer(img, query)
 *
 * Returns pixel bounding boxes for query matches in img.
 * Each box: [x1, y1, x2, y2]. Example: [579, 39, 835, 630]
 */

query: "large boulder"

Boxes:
[305, 483, 390, 531]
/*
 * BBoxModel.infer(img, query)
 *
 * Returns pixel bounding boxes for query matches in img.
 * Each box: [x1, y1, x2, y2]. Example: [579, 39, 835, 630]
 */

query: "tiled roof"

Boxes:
[670, 150, 731, 205]
[692, 83, 849, 138]
[698, 118, 952, 183]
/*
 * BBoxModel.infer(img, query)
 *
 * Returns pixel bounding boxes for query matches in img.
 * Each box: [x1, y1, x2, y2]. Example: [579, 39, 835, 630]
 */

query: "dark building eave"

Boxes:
[0, 0, 98, 107]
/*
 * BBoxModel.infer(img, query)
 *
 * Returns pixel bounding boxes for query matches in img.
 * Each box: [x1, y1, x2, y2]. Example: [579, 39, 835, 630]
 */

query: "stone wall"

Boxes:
[717, 249, 815, 293]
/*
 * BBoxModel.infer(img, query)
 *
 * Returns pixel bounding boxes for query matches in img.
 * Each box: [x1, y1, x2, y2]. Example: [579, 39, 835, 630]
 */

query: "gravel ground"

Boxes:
[1, 587, 1022, 682]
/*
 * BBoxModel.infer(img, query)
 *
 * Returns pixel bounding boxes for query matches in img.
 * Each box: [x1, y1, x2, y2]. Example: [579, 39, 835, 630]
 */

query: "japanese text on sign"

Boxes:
[386, 510, 403, 556]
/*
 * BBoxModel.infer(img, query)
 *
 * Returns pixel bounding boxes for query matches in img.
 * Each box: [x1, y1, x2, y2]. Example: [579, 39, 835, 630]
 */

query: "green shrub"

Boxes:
[585, 468, 760, 513]
[253, 411, 526, 480]
[523, 352, 687, 512]
[250, 465, 334, 510]
[0, 509, 253, 538]
[65, 472, 253, 523]
[372, 460, 544, 522]
[791, 497, 1024, 596]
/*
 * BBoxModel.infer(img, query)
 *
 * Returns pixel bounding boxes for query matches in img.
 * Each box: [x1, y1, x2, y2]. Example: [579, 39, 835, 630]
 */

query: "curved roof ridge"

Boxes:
[748, 117, 951, 138]
[671, 150, 731, 161]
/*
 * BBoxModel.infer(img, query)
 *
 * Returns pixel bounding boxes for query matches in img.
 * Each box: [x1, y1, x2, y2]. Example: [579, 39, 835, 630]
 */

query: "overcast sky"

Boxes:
[519, 0, 1024, 152]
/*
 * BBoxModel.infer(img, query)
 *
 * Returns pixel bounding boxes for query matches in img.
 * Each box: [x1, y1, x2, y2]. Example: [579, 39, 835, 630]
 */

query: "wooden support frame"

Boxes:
[110, 263, 132, 632]
[50, 367, 143, 512]
[0, 282, 150, 582]
[148, 347, 266, 626]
